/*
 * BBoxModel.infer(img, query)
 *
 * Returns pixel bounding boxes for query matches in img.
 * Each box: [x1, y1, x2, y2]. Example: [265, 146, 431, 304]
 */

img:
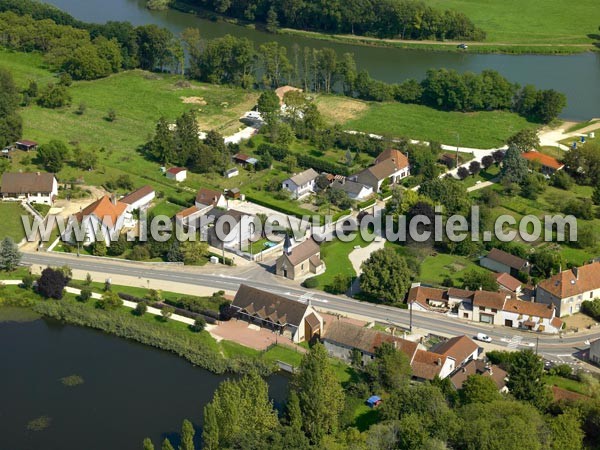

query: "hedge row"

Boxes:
[117, 292, 219, 324]
[296, 154, 350, 177]
[32, 299, 275, 376]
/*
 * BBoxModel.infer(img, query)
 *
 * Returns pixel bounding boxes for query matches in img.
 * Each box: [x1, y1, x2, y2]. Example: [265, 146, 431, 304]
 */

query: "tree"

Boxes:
[548, 410, 584, 450]
[161, 305, 175, 321]
[257, 90, 280, 124]
[106, 109, 117, 122]
[365, 342, 412, 391]
[469, 160, 481, 176]
[459, 375, 502, 405]
[481, 155, 494, 170]
[501, 145, 529, 185]
[462, 270, 499, 291]
[37, 267, 68, 299]
[0, 237, 22, 271]
[107, 234, 127, 256]
[360, 248, 412, 303]
[293, 343, 344, 444]
[73, 149, 98, 170]
[592, 184, 600, 205]
[161, 438, 174, 450]
[143, 438, 155, 450]
[37, 140, 69, 172]
[507, 349, 552, 410]
[507, 129, 540, 153]
[492, 149, 505, 165]
[327, 274, 351, 294]
[96, 290, 123, 310]
[179, 419, 195, 450]
[202, 372, 279, 448]
[0, 68, 22, 147]
[180, 241, 209, 265]
[92, 239, 107, 257]
[457, 166, 470, 180]
[265, 7, 279, 33]
[453, 400, 545, 450]
[135, 301, 148, 316]
[37, 83, 71, 108]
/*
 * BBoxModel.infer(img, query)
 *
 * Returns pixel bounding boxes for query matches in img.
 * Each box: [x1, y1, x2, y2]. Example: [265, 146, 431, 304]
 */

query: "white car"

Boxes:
[476, 333, 492, 343]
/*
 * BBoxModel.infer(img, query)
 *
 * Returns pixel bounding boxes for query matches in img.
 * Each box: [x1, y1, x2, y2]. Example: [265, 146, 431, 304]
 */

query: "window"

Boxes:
[492, 309, 497, 313]
[591, 292, 594, 299]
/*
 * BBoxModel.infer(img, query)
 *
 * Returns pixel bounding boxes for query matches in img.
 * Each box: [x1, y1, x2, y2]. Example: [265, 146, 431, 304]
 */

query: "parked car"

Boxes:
[457, 43, 469, 49]
[476, 333, 492, 343]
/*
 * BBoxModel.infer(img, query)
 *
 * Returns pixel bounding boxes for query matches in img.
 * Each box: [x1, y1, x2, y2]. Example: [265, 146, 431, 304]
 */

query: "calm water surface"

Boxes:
[0, 318, 288, 450]
[43, 0, 600, 121]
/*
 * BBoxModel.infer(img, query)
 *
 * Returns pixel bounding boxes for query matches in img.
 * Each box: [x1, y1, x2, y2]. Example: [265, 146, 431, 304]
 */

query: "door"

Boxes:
[505, 319, 513, 327]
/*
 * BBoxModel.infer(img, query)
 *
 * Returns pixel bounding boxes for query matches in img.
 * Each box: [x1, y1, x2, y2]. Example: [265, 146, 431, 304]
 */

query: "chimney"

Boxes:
[462, 367, 466, 373]
[436, 357, 442, 366]
[573, 267, 579, 280]
[111, 194, 117, 206]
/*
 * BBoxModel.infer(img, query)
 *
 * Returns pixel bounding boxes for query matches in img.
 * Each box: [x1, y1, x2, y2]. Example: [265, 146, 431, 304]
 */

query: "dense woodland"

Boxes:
[185, 0, 486, 41]
[0, 0, 565, 124]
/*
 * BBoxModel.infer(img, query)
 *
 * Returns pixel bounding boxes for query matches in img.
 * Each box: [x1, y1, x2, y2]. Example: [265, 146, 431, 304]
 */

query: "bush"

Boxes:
[191, 316, 206, 332]
[549, 364, 573, 378]
[135, 301, 148, 316]
[96, 291, 123, 310]
[21, 273, 35, 290]
[581, 299, 600, 321]
[303, 277, 319, 289]
[78, 288, 93, 302]
[129, 246, 150, 261]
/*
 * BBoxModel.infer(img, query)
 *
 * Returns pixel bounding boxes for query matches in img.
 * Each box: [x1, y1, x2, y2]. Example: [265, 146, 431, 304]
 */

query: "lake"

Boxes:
[42, 0, 600, 121]
[0, 317, 288, 450]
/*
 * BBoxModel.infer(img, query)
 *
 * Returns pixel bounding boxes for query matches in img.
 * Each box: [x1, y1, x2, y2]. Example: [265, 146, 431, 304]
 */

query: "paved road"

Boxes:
[21, 252, 597, 360]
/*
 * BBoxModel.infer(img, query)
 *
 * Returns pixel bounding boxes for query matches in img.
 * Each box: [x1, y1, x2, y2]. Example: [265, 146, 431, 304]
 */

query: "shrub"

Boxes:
[78, 288, 92, 302]
[303, 277, 319, 289]
[135, 301, 148, 316]
[21, 273, 35, 290]
[96, 291, 123, 310]
[161, 305, 175, 321]
[191, 316, 206, 332]
[130, 246, 150, 261]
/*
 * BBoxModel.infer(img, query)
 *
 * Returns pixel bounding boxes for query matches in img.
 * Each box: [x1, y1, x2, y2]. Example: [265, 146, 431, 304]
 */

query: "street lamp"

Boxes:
[454, 131, 460, 169]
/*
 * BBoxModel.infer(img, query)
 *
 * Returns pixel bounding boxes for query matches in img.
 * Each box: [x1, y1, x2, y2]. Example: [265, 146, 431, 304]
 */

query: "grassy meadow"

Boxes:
[0, 203, 30, 242]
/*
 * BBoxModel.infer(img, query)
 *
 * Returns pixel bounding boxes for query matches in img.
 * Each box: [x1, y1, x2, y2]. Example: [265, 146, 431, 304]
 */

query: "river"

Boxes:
[0, 317, 288, 450]
[42, 0, 600, 121]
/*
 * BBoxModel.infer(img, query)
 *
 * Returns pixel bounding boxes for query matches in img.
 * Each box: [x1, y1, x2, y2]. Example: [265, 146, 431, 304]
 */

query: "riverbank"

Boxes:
[171, 0, 598, 55]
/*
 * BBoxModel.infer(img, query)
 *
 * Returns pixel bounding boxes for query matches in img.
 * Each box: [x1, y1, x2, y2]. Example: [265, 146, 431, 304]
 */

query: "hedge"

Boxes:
[296, 154, 350, 176]
[358, 199, 377, 210]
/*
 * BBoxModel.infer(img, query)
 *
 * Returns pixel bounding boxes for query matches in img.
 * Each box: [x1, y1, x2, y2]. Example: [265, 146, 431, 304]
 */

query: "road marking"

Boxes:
[507, 335, 522, 350]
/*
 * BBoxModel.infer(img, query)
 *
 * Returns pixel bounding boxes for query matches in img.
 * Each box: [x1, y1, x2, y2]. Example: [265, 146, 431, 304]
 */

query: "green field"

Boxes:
[425, 0, 599, 46]
[345, 102, 538, 149]
[0, 203, 29, 242]
[419, 253, 487, 286]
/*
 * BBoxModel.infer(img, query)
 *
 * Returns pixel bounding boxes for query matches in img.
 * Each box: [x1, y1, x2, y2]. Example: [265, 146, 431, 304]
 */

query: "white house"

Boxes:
[166, 167, 187, 182]
[502, 298, 563, 333]
[206, 208, 255, 250]
[282, 168, 319, 199]
[120, 185, 155, 213]
[62, 195, 129, 246]
[0, 172, 58, 205]
[537, 262, 600, 317]
[350, 149, 410, 192]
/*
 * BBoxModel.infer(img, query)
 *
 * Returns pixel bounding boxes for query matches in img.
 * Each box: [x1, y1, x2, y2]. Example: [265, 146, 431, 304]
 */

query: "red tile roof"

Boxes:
[375, 149, 409, 171]
[522, 151, 564, 170]
[411, 350, 447, 381]
[537, 262, 600, 299]
[494, 272, 522, 292]
[430, 335, 479, 363]
[76, 195, 128, 227]
[196, 188, 223, 206]
[472, 290, 507, 310]
[503, 298, 555, 319]
[167, 167, 186, 175]
[176, 205, 201, 219]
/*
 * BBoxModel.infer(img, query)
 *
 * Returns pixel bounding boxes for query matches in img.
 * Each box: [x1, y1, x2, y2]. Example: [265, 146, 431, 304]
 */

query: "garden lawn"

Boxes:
[311, 236, 368, 291]
[345, 102, 538, 148]
[419, 253, 486, 286]
[0, 202, 29, 242]
[544, 375, 590, 396]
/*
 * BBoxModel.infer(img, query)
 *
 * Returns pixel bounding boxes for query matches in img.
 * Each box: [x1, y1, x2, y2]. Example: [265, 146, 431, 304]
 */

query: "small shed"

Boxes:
[225, 168, 239, 179]
[226, 188, 241, 199]
[15, 140, 38, 151]
[366, 395, 382, 408]
[166, 167, 187, 182]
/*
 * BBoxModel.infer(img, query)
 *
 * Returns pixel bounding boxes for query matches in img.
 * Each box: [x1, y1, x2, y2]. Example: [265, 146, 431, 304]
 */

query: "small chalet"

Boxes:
[233, 153, 258, 167]
[282, 168, 319, 199]
[195, 188, 227, 210]
[275, 236, 324, 280]
[230, 284, 323, 343]
[522, 151, 564, 175]
[166, 167, 187, 182]
[0, 171, 58, 205]
[494, 272, 522, 293]
[120, 185, 155, 212]
[449, 360, 508, 392]
[15, 140, 38, 151]
[330, 179, 373, 201]
[480, 248, 530, 277]
[224, 168, 239, 179]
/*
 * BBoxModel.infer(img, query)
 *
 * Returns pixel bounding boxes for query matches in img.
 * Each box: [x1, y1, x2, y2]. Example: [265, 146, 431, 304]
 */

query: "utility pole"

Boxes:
[454, 131, 460, 169]
[535, 336, 539, 355]
[409, 300, 413, 333]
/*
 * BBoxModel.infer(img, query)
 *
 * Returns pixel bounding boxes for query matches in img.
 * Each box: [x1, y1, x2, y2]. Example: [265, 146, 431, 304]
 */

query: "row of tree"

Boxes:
[0, 68, 22, 147]
[189, 0, 485, 41]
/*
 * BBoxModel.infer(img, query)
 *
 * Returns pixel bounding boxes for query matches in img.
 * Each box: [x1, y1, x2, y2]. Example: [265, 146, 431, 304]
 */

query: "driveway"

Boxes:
[348, 238, 386, 275]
